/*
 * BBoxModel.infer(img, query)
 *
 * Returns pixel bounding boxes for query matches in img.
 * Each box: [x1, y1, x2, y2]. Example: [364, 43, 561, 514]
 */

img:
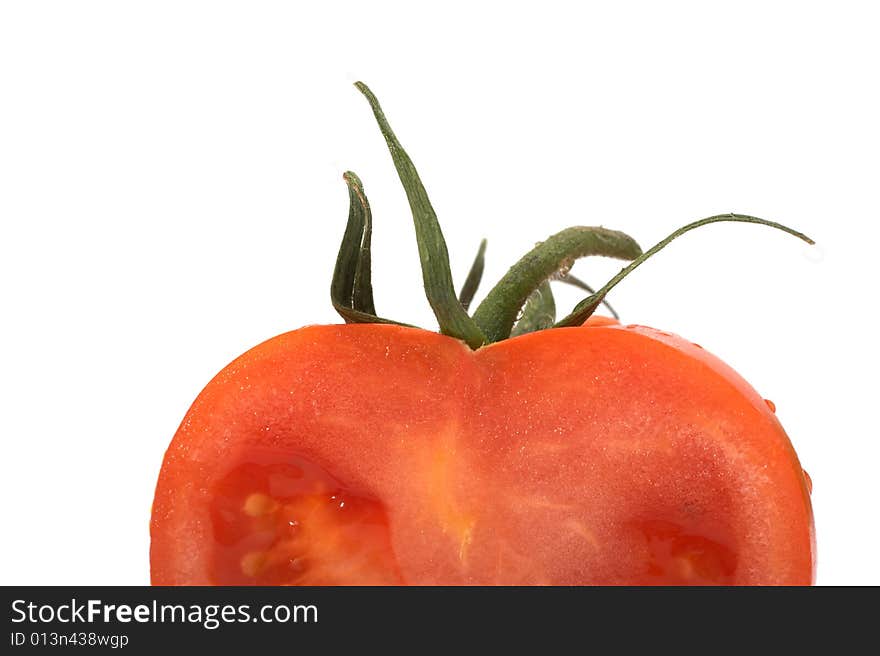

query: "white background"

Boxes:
[1, 1, 877, 585]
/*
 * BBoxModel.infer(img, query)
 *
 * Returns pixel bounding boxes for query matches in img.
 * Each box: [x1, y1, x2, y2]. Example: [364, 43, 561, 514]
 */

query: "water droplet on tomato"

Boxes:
[764, 399, 776, 413]
[802, 469, 813, 494]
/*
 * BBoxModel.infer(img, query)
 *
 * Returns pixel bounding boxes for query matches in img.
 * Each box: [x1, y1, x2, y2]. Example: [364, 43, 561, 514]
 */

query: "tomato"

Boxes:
[150, 317, 814, 585]
[150, 82, 815, 585]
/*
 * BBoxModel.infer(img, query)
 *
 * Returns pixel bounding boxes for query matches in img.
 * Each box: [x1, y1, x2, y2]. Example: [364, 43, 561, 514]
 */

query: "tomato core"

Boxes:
[208, 451, 401, 585]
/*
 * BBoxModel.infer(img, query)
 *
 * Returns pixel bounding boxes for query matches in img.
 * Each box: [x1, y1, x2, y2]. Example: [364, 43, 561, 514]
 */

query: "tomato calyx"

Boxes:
[332, 82, 815, 349]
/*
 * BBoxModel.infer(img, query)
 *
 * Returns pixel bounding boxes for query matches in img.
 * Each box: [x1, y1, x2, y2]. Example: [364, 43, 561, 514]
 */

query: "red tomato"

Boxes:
[150, 317, 814, 585]
[152, 81, 816, 585]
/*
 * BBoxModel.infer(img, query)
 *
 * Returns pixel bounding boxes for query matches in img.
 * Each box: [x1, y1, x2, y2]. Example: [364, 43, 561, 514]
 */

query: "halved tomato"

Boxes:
[150, 318, 814, 585]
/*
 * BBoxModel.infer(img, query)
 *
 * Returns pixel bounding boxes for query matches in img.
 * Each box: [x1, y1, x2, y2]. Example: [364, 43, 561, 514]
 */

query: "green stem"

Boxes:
[555, 213, 815, 327]
[472, 227, 642, 343]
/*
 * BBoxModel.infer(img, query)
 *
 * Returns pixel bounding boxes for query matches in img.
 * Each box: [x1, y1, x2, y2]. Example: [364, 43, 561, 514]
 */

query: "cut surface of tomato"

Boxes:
[151, 320, 814, 585]
[208, 450, 401, 585]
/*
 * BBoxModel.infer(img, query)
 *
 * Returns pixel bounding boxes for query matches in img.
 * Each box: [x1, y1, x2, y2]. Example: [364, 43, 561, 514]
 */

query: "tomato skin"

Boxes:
[151, 320, 815, 585]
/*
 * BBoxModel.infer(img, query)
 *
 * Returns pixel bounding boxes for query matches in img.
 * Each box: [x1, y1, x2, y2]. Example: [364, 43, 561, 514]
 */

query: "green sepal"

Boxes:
[556, 273, 619, 320]
[472, 227, 642, 343]
[331, 171, 412, 327]
[556, 213, 815, 327]
[355, 82, 487, 349]
[458, 239, 487, 312]
[510, 281, 556, 337]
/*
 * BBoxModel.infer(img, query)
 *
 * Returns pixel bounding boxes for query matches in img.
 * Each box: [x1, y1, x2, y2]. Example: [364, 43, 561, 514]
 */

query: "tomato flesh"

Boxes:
[151, 320, 815, 585]
[209, 450, 400, 585]
[635, 520, 737, 584]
